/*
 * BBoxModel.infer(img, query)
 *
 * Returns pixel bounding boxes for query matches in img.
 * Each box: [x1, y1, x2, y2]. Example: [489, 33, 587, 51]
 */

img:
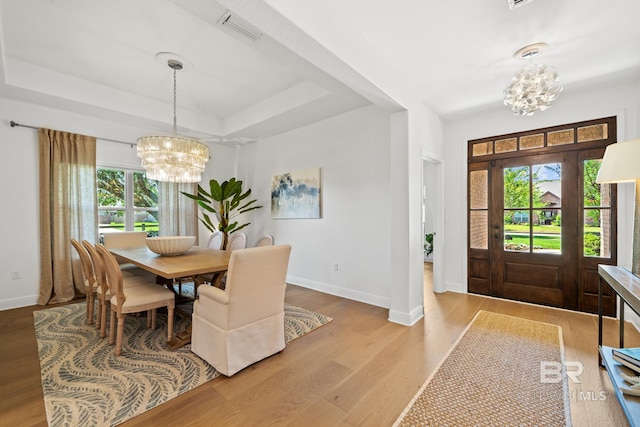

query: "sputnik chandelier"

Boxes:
[137, 54, 209, 183]
[503, 43, 563, 116]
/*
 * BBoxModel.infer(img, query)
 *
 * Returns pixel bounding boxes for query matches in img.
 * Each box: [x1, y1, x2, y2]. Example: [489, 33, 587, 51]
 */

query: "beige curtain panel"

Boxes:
[158, 182, 198, 243]
[39, 128, 97, 305]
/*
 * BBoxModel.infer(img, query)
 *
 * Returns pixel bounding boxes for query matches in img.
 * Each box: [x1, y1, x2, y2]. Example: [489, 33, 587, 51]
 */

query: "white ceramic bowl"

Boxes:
[146, 236, 195, 256]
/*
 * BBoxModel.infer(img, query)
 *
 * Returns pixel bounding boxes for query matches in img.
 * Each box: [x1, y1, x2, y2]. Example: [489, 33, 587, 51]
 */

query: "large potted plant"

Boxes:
[182, 178, 262, 250]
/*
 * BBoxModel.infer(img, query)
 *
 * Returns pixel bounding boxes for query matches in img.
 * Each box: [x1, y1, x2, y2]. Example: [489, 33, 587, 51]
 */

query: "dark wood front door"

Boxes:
[467, 117, 618, 315]
[490, 153, 575, 308]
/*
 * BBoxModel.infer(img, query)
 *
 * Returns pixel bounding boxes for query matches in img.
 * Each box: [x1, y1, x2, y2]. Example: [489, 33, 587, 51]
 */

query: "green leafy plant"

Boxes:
[182, 178, 262, 249]
[424, 233, 434, 257]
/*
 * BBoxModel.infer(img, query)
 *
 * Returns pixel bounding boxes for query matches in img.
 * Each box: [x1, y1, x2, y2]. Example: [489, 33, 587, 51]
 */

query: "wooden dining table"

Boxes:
[110, 245, 230, 279]
[110, 245, 231, 349]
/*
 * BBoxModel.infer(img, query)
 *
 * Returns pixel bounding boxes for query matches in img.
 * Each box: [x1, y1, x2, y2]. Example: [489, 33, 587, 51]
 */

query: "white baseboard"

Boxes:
[388, 305, 424, 326]
[287, 275, 390, 309]
[445, 281, 465, 293]
[0, 295, 39, 311]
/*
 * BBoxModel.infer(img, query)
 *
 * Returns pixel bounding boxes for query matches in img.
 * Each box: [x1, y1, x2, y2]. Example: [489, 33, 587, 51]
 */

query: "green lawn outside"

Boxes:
[506, 235, 561, 250]
[504, 224, 601, 234]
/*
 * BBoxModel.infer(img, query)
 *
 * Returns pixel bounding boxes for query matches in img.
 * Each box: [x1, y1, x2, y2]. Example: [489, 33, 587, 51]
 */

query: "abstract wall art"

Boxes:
[271, 167, 321, 219]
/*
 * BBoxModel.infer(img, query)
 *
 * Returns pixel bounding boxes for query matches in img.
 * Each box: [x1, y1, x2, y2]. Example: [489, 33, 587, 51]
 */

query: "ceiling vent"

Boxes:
[217, 11, 263, 41]
[508, 0, 535, 10]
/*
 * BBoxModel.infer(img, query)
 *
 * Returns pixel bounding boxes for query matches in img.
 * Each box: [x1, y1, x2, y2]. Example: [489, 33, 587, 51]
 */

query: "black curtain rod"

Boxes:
[9, 120, 136, 147]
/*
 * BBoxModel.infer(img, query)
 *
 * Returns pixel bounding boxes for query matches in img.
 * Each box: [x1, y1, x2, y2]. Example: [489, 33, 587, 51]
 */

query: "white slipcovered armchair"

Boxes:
[191, 244, 291, 376]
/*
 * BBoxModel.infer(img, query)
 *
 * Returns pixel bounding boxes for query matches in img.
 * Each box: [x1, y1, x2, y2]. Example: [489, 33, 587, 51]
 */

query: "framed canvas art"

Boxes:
[271, 167, 321, 219]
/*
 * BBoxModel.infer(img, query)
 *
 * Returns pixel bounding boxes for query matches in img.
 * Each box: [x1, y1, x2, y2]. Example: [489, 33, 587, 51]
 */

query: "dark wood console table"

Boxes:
[598, 264, 640, 426]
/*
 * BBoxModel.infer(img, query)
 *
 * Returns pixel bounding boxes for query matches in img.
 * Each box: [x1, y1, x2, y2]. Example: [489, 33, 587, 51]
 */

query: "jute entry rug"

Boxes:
[34, 301, 331, 427]
[394, 310, 571, 427]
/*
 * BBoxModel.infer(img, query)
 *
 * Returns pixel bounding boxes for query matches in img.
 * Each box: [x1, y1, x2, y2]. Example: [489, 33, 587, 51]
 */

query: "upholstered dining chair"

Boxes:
[70, 239, 97, 325]
[83, 240, 148, 338]
[206, 231, 223, 250]
[253, 234, 274, 247]
[191, 244, 291, 376]
[95, 244, 175, 356]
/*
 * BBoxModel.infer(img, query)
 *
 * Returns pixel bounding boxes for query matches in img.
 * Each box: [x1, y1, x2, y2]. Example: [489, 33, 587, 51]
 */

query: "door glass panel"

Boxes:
[470, 211, 488, 249]
[533, 209, 561, 254]
[504, 166, 530, 209]
[504, 210, 529, 252]
[532, 163, 562, 254]
[504, 163, 562, 255]
[504, 164, 531, 252]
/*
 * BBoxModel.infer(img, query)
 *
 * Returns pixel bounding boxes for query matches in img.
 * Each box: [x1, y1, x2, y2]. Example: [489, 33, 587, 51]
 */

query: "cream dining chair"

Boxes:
[253, 234, 274, 247]
[95, 244, 175, 355]
[82, 240, 148, 338]
[226, 232, 247, 251]
[70, 239, 97, 325]
[191, 244, 292, 376]
[209, 232, 248, 289]
[206, 231, 223, 250]
[102, 231, 154, 279]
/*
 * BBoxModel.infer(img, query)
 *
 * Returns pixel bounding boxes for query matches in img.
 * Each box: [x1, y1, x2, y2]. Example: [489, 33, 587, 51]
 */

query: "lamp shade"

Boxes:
[596, 139, 640, 184]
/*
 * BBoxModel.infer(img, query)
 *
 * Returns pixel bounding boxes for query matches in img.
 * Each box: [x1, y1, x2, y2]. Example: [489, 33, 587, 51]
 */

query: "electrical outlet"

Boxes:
[11, 270, 22, 280]
[333, 263, 339, 271]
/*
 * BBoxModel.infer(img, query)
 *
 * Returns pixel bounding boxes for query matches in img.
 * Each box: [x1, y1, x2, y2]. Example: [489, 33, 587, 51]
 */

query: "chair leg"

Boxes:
[167, 306, 174, 341]
[109, 310, 116, 345]
[95, 297, 101, 330]
[101, 300, 109, 338]
[87, 291, 94, 325]
[151, 309, 157, 330]
[115, 313, 125, 356]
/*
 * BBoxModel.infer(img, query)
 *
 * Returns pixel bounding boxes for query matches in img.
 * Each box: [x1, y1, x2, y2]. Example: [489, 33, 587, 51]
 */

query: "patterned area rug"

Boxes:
[394, 310, 571, 427]
[34, 301, 331, 427]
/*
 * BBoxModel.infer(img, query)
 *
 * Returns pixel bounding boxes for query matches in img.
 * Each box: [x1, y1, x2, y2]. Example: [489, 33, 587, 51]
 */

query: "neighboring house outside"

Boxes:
[510, 180, 562, 225]
[538, 180, 561, 225]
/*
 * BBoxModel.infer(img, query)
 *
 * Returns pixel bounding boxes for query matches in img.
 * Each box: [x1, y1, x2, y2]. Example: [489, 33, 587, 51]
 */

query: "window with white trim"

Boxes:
[97, 167, 158, 236]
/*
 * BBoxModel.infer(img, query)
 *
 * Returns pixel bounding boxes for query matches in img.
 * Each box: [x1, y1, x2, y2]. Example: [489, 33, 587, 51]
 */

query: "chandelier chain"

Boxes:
[173, 66, 177, 137]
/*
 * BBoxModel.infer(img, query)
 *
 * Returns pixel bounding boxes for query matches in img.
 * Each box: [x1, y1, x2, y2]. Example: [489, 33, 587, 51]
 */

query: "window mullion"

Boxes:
[125, 171, 134, 231]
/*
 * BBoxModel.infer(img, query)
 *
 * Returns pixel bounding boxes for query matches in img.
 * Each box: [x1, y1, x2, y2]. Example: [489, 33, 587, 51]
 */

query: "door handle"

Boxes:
[494, 233, 501, 238]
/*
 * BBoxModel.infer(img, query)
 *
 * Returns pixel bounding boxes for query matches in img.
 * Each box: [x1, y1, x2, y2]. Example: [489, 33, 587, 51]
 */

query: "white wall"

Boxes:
[236, 104, 392, 307]
[0, 96, 230, 310]
[442, 79, 640, 294]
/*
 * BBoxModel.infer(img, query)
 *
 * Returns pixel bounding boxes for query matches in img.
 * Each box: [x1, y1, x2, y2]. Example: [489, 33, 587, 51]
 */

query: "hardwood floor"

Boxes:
[0, 263, 637, 426]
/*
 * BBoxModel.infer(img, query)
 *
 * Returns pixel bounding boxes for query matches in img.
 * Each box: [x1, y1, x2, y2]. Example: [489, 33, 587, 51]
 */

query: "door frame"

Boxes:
[467, 116, 618, 314]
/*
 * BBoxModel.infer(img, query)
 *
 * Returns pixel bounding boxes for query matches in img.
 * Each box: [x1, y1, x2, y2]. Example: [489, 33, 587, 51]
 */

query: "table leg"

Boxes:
[620, 300, 625, 349]
[168, 325, 192, 350]
[599, 275, 603, 366]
